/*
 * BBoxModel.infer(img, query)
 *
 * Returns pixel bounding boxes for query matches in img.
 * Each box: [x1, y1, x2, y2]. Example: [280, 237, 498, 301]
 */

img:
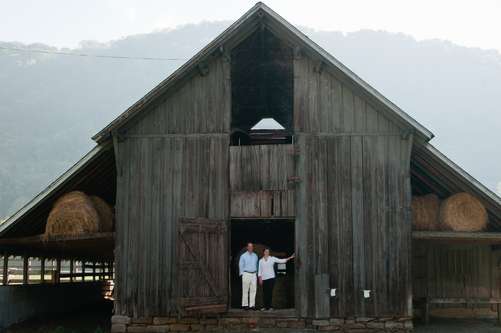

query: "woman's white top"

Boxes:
[258, 256, 287, 280]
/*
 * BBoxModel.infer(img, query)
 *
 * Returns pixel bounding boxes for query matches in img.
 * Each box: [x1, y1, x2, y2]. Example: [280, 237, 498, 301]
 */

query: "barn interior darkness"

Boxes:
[230, 219, 295, 309]
[230, 27, 294, 145]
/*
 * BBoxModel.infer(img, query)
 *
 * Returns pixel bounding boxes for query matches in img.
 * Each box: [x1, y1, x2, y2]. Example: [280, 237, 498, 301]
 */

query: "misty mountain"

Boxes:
[1, 22, 500, 219]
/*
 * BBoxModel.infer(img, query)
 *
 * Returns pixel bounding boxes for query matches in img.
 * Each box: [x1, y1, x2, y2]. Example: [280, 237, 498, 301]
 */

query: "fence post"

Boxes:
[22, 256, 29, 285]
[69, 260, 74, 282]
[2, 255, 8, 285]
[56, 258, 61, 284]
[40, 257, 45, 283]
[81, 262, 86, 282]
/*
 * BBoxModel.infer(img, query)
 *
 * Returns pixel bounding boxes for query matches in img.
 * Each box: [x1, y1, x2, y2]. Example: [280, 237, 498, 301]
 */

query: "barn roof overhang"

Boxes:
[0, 142, 116, 260]
[91, 2, 434, 144]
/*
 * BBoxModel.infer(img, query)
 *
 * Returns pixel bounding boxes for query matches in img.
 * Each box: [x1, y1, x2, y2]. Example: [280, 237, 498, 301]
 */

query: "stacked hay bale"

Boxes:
[89, 195, 114, 232]
[439, 192, 487, 232]
[45, 191, 114, 237]
[411, 192, 487, 232]
[412, 194, 441, 230]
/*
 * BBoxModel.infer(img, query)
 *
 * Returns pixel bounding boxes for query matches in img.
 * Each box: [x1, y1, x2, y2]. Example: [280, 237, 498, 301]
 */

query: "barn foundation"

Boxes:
[111, 314, 413, 332]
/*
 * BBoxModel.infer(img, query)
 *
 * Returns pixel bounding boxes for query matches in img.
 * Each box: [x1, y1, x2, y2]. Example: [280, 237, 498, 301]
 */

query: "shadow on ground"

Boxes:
[414, 318, 500, 333]
[4, 300, 112, 333]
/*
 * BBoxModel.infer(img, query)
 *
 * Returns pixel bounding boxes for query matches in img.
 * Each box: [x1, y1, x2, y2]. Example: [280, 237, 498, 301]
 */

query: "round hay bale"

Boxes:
[411, 194, 441, 230]
[45, 191, 100, 236]
[89, 196, 114, 232]
[439, 192, 487, 232]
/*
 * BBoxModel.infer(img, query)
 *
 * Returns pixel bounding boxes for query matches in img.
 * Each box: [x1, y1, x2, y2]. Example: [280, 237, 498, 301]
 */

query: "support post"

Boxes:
[40, 257, 45, 283]
[109, 261, 114, 280]
[69, 259, 74, 282]
[56, 258, 61, 284]
[81, 262, 86, 282]
[22, 256, 29, 285]
[2, 255, 8, 285]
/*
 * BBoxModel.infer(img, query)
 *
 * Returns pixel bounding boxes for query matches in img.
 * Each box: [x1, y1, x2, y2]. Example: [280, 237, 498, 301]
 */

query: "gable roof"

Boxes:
[92, 2, 434, 143]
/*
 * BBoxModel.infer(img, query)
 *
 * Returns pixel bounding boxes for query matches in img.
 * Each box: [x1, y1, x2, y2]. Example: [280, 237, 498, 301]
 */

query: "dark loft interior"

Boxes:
[230, 28, 294, 145]
[230, 219, 295, 309]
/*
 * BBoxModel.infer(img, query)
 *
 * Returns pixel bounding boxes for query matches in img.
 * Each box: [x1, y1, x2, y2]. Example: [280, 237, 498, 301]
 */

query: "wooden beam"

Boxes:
[413, 231, 501, 244]
[108, 261, 113, 280]
[69, 259, 74, 282]
[40, 257, 45, 283]
[56, 258, 61, 284]
[22, 256, 29, 285]
[81, 262, 86, 281]
[2, 255, 8, 285]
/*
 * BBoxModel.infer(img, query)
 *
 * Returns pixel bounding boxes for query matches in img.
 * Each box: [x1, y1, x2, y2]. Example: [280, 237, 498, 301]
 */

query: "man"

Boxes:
[239, 242, 258, 310]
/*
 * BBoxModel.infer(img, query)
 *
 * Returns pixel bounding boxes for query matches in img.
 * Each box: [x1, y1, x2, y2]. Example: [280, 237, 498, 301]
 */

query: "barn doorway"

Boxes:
[230, 219, 295, 310]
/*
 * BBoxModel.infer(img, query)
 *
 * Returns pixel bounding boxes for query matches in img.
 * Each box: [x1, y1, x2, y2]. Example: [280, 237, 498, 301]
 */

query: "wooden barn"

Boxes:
[1, 3, 501, 332]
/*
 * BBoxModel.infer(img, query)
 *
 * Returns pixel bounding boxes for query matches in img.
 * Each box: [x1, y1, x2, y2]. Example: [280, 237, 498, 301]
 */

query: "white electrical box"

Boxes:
[330, 288, 337, 297]
[277, 263, 287, 275]
[363, 290, 371, 298]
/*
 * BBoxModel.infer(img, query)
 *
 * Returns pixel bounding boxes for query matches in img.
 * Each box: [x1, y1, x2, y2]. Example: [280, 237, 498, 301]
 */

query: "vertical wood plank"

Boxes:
[69, 259, 74, 283]
[23, 256, 29, 285]
[40, 257, 45, 283]
[3, 255, 8, 285]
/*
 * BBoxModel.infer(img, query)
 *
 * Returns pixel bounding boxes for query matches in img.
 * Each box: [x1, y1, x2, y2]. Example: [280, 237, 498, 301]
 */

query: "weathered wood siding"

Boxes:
[294, 54, 413, 318]
[230, 145, 295, 218]
[113, 56, 230, 317]
[230, 145, 295, 191]
[413, 243, 501, 302]
[230, 190, 295, 218]
[123, 57, 230, 135]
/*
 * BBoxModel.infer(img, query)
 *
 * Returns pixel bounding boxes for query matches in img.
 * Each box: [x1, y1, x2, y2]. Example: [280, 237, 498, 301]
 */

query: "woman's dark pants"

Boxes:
[262, 278, 275, 309]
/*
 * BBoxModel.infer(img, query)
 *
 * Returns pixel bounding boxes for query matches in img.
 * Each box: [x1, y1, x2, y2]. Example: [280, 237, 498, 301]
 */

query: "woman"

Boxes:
[258, 248, 294, 311]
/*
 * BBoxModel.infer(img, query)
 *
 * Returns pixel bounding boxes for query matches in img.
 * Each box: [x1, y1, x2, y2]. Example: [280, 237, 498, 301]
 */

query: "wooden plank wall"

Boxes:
[113, 56, 230, 318]
[230, 145, 295, 218]
[230, 145, 295, 191]
[294, 53, 413, 318]
[413, 242, 501, 302]
[230, 190, 295, 218]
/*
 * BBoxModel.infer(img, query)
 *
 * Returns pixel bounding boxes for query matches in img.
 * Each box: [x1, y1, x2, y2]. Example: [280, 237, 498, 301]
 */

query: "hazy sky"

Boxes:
[2, 0, 501, 52]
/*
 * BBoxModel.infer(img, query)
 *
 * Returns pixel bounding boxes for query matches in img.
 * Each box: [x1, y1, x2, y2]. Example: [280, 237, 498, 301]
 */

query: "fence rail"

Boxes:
[1, 256, 114, 286]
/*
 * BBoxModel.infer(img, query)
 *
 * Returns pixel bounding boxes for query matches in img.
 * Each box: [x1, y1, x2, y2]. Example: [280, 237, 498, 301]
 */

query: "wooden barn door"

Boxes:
[177, 218, 228, 314]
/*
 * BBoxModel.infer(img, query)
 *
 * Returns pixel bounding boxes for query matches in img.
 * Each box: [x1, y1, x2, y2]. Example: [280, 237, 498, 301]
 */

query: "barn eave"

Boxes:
[0, 141, 116, 240]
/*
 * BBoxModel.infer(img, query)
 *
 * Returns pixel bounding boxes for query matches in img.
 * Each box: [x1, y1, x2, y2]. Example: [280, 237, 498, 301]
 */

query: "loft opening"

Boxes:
[230, 27, 294, 145]
[230, 219, 295, 310]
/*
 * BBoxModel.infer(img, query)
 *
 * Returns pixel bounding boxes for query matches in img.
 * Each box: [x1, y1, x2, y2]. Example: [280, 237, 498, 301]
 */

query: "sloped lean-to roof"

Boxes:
[412, 143, 501, 230]
[0, 142, 116, 239]
[92, 2, 434, 143]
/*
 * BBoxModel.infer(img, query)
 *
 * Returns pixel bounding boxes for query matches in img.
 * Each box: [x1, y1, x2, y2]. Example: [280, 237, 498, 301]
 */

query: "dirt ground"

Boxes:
[4, 301, 112, 333]
[5, 306, 500, 333]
